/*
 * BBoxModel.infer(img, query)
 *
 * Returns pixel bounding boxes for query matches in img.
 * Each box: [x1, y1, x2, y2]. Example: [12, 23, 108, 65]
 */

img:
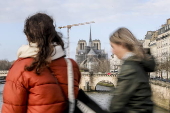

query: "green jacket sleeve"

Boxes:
[109, 64, 138, 113]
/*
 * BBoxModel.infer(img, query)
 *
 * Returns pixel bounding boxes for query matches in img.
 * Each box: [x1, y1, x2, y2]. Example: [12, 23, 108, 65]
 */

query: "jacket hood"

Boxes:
[17, 43, 65, 60]
[126, 55, 156, 72]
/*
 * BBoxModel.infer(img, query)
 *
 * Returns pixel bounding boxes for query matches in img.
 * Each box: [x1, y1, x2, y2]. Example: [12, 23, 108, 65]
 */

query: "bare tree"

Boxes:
[156, 61, 163, 79]
[160, 54, 170, 80]
[156, 54, 170, 80]
[0, 60, 13, 70]
[93, 59, 110, 73]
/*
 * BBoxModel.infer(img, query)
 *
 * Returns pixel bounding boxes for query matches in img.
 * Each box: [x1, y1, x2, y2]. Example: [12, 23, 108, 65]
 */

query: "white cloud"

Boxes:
[1, 0, 170, 60]
[1, 0, 170, 24]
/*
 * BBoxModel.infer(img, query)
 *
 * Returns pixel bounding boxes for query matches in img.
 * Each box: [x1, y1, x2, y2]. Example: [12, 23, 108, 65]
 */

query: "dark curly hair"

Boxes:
[24, 13, 64, 75]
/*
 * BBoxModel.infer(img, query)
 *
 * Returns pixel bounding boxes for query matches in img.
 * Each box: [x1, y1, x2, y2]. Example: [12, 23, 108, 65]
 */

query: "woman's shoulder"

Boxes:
[118, 61, 140, 79]
[51, 57, 79, 69]
[120, 62, 137, 73]
[10, 58, 33, 70]
[122, 60, 139, 70]
[6, 58, 34, 81]
[120, 60, 149, 81]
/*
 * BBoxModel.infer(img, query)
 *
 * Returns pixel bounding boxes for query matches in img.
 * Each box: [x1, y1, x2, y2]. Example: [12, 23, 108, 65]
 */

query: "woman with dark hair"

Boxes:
[109, 28, 155, 113]
[2, 13, 81, 113]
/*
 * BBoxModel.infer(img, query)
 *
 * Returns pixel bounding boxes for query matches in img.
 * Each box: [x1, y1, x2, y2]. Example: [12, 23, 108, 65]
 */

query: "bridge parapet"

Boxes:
[0, 70, 8, 76]
[81, 72, 118, 77]
[0, 70, 8, 83]
[92, 74, 117, 77]
[81, 74, 90, 76]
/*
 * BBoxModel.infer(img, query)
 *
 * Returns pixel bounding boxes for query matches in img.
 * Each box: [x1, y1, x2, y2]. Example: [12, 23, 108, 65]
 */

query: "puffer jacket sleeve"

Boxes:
[109, 64, 138, 113]
[2, 72, 28, 113]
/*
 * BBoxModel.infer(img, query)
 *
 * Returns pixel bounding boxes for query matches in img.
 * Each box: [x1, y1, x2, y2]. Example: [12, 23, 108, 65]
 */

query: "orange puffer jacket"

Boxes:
[2, 57, 81, 113]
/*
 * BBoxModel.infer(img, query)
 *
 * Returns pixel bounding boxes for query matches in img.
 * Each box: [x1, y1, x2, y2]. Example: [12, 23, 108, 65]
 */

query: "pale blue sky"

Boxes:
[0, 0, 170, 61]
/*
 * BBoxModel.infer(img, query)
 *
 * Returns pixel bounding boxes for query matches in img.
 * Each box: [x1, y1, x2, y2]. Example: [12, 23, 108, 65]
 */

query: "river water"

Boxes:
[0, 84, 169, 113]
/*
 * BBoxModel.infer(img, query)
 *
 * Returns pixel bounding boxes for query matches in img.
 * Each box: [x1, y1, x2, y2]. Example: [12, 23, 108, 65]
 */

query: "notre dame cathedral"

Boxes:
[75, 27, 108, 71]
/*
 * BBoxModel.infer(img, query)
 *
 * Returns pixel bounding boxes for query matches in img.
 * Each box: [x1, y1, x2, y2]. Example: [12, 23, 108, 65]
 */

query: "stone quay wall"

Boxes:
[150, 80, 170, 111]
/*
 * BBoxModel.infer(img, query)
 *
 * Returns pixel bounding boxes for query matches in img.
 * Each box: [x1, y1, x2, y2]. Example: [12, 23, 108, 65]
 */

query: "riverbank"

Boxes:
[150, 80, 170, 111]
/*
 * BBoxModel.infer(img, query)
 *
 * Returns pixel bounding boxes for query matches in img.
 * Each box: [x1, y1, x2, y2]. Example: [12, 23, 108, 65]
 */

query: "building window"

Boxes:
[97, 43, 98, 50]
[82, 43, 84, 50]
[80, 43, 82, 50]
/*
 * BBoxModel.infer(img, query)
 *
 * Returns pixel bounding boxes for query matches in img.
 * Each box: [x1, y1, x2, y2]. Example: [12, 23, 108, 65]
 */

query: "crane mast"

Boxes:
[58, 21, 95, 57]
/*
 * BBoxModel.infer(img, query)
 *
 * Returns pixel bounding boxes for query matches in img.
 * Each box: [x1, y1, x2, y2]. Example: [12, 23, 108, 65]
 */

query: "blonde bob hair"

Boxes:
[110, 27, 145, 59]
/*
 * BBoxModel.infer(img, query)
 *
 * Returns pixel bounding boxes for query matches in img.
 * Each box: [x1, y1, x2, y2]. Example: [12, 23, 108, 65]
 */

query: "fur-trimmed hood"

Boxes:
[17, 43, 65, 60]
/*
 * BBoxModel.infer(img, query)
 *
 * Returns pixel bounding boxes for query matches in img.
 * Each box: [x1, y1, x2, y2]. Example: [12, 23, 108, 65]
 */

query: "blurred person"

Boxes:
[109, 28, 155, 113]
[2, 13, 81, 113]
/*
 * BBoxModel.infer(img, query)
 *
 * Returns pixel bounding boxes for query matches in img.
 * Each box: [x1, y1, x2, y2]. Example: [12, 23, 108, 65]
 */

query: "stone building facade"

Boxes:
[110, 54, 121, 73]
[143, 18, 170, 78]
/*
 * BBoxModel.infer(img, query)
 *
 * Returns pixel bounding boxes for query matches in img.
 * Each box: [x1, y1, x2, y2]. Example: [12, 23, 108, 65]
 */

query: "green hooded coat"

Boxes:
[109, 55, 155, 113]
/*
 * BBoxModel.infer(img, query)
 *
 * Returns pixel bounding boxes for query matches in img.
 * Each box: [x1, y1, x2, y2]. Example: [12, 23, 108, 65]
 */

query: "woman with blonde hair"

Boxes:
[109, 28, 155, 113]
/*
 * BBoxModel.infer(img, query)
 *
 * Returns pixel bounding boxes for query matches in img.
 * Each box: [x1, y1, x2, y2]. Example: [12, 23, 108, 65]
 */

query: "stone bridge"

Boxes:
[0, 70, 8, 77]
[0, 70, 8, 83]
[0, 71, 118, 91]
[79, 72, 118, 91]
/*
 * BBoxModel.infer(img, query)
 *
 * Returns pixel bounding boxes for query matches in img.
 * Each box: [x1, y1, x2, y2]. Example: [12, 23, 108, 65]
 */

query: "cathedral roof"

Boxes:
[80, 56, 101, 68]
[88, 57, 97, 62]
[87, 48, 96, 55]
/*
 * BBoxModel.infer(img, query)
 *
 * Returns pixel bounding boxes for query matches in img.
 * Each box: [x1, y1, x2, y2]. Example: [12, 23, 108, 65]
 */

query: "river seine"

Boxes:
[0, 84, 169, 113]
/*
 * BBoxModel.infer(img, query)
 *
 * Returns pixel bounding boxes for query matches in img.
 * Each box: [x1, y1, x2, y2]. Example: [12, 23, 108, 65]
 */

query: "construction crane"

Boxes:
[58, 21, 95, 57]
